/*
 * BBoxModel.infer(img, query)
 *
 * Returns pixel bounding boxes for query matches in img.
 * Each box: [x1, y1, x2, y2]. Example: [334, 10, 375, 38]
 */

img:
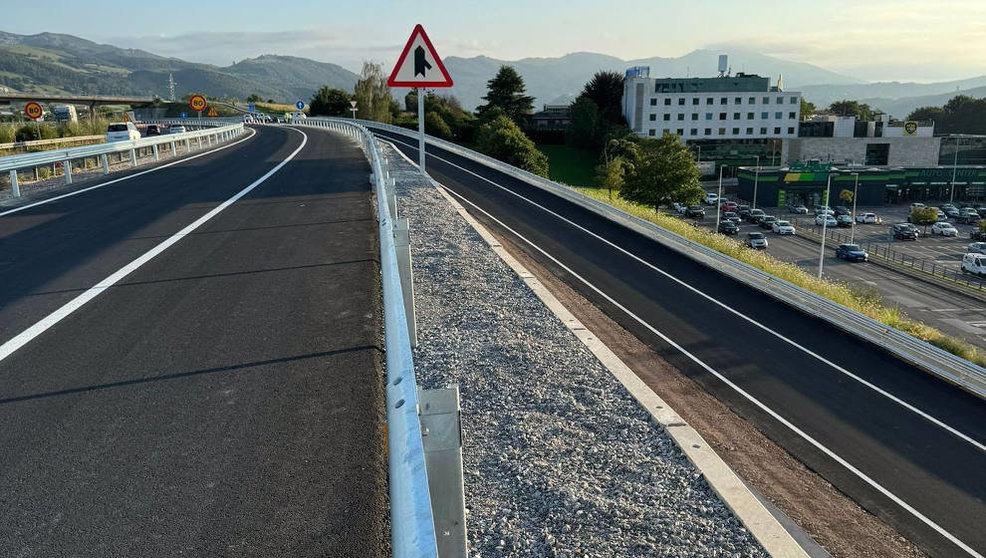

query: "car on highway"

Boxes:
[789, 204, 809, 214]
[168, 125, 187, 134]
[836, 214, 853, 227]
[931, 221, 959, 236]
[855, 212, 881, 224]
[145, 124, 162, 136]
[968, 242, 986, 254]
[962, 252, 986, 275]
[686, 205, 706, 219]
[835, 243, 868, 262]
[105, 121, 140, 142]
[718, 220, 739, 235]
[758, 215, 778, 229]
[745, 232, 768, 249]
[893, 222, 919, 240]
[722, 211, 742, 224]
[704, 192, 719, 205]
[747, 208, 765, 223]
[815, 214, 837, 227]
[772, 220, 796, 235]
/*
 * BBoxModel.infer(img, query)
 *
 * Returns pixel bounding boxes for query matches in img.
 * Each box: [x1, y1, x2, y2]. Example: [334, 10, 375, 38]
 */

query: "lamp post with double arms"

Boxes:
[752, 155, 761, 209]
[850, 172, 859, 243]
[818, 172, 833, 279]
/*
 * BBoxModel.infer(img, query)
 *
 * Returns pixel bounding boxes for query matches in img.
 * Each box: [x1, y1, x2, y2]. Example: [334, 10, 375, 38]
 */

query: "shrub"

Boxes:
[37, 167, 52, 180]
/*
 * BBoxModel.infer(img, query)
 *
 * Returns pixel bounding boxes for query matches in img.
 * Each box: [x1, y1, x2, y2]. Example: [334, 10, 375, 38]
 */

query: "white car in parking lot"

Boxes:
[772, 220, 796, 235]
[815, 214, 837, 227]
[855, 212, 881, 224]
[931, 221, 958, 236]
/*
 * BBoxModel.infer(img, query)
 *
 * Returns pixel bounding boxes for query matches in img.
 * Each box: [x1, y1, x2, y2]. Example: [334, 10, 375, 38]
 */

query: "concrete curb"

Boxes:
[427, 178, 812, 558]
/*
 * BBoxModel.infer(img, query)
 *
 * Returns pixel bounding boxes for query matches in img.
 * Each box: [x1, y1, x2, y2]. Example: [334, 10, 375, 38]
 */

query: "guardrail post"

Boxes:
[101, 154, 109, 174]
[170, 141, 177, 156]
[152, 144, 160, 162]
[9, 169, 20, 197]
[130, 148, 137, 167]
[63, 160, 72, 185]
[418, 386, 468, 558]
[184, 138, 190, 152]
[393, 217, 418, 348]
[387, 177, 398, 220]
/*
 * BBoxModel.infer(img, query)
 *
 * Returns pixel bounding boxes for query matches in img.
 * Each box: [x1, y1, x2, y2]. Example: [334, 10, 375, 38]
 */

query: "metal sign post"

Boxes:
[350, 100, 358, 120]
[418, 89, 426, 173]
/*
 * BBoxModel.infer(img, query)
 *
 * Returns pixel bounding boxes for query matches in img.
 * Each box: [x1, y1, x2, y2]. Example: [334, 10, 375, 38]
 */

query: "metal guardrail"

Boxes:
[1, 121, 244, 198]
[285, 117, 439, 557]
[0, 135, 104, 151]
[359, 120, 986, 400]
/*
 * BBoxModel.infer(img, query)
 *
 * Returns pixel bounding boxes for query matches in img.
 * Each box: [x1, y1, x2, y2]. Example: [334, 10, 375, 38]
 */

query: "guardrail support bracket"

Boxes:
[101, 154, 109, 175]
[63, 160, 72, 185]
[418, 386, 468, 558]
[393, 217, 417, 347]
[9, 169, 19, 197]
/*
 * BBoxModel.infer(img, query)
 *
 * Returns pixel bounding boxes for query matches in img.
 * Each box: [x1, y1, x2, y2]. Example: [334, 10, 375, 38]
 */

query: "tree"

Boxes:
[910, 206, 939, 234]
[828, 100, 874, 121]
[308, 86, 351, 117]
[353, 62, 393, 123]
[425, 111, 452, 139]
[800, 98, 816, 119]
[839, 189, 854, 204]
[620, 134, 702, 208]
[582, 71, 625, 126]
[475, 114, 549, 177]
[246, 94, 262, 103]
[595, 156, 625, 199]
[567, 95, 600, 149]
[476, 65, 534, 125]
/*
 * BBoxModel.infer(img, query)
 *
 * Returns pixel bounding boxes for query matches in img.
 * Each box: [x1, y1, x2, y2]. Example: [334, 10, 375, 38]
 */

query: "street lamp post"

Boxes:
[752, 155, 761, 209]
[950, 136, 960, 203]
[715, 165, 723, 232]
[818, 173, 833, 279]
[850, 172, 859, 243]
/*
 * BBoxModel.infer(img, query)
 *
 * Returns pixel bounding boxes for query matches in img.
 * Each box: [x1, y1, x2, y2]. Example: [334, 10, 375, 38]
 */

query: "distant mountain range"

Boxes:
[2, 30, 985, 120]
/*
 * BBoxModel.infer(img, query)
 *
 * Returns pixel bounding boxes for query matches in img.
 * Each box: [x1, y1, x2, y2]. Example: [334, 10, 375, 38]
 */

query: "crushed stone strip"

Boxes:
[381, 142, 769, 558]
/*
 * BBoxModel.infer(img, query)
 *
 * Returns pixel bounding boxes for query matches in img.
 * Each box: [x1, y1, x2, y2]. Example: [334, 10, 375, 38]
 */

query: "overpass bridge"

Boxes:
[0, 92, 158, 106]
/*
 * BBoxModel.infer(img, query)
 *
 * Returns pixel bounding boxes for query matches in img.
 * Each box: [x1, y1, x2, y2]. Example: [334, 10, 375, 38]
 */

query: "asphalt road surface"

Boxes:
[0, 126, 387, 557]
[372, 127, 986, 558]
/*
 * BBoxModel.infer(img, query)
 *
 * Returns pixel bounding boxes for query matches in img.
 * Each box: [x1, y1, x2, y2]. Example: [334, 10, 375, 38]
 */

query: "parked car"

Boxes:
[909, 202, 926, 213]
[813, 205, 832, 215]
[772, 220, 796, 235]
[168, 124, 187, 134]
[686, 205, 706, 218]
[962, 252, 986, 275]
[893, 222, 919, 240]
[745, 231, 768, 249]
[720, 201, 738, 213]
[835, 243, 868, 262]
[815, 214, 837, 227]
[704, 193, 719, 205]
[145, 124, 161, 136]
[967, 242, 986, 254]
[833, 206, 850, 216]
[932, 221, 959, 236]
[855, 212, 880, 224]
[747, 208, 765, 223]
[759, 215, 778, 229]
[791, 204, 809, 214]
[718, 220, 739, 235]
[958, 209, 983, 224]
[936, 210, 948, 222]
[836, 214, 853, 227]
[105, 121, 140, 142]
[671, 202, 687, 214]
[943, 205, 961, 218]
[722, 211, 742, 224]
[737, 205, 752, 218]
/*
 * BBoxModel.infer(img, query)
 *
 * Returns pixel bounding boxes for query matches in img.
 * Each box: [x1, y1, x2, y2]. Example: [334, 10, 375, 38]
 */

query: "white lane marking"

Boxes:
[0, 129, 309, 363]
[383, 133, 986, 455]
[439, 181, 985, 558]
[0, 127, 258, 218]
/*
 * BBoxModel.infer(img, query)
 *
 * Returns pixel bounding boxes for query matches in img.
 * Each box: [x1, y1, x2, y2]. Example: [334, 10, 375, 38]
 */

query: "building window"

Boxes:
[720, 97, 728, 105]
[691, 113, 698, 121]
[733, 112, 740, 119]
[760, 127, 767, 134]
[649, 129, 656, 136]
[692, 98, 700, 105]
[746, 127, 753, 134]
[788, 112, 796, 119]
[706, 97, 714, 105]
[719, 112, 727, 120]
[705, 113, 713, 120]
[676, 128, 684, 135]
[678, 98, 685, 105]
[663, 129, 670, 135]
[690, 128, 697, 135]
[773, 126, 781, 134]
[747, 112, 754, 120]
[663, 114, 670, 121]
[705, 128, 712, 135]
[763, 97, 770, 104]
[775, 112, 782, 119]
[649, 114, 656, 121]
[664, 98, 671, 105]
[749, 97, 756, 104]
[650, 98, 657, 106]
[677, 113, 685, 121]
[791, 96, 798, 104]
[735, 97, 742, 104]
[732, 127, 739, 134]
[787, 127, 795, 134]
[718, 128, 726, 135]
[761, 112, 769, 119]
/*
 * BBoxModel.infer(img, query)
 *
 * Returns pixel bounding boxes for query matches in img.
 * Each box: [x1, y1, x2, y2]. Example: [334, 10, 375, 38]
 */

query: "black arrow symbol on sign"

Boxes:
[414, 46, 432, 77]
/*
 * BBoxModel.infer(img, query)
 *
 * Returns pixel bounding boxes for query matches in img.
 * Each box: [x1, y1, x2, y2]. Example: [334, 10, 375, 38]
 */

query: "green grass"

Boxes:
[572, 186, 986, 367]
[537, 144, 598, 187]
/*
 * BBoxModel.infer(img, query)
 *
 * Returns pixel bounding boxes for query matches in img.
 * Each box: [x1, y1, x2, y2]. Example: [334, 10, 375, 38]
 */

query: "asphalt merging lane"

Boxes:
[373, 127, 986, 558]
[0, 126, 387, 557]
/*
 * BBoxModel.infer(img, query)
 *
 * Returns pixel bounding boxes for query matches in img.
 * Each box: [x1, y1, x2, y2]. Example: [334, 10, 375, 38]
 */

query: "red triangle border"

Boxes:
[387, 24, 454, 88]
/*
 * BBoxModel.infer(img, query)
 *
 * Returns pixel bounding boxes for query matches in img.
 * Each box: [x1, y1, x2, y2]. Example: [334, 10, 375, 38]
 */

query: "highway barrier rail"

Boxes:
[285, 118, 439, 557]
[358, 120, 986, 401]
[0, 120, 244, 198]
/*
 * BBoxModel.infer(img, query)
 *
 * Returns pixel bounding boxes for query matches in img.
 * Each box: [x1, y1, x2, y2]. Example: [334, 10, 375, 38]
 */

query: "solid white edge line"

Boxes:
[382, 135, 985, 558]
[0, 127, 258, 218]
[384, 133, 986, 455]
[0, 128, 308, 363]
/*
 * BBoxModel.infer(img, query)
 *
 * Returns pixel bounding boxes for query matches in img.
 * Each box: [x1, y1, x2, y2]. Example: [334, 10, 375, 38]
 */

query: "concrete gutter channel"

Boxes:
[379, 140, 821, 557]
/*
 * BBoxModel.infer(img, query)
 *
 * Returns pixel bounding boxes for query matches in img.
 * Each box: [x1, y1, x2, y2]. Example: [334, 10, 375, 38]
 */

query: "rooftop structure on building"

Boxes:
[528, 104, 572, 130]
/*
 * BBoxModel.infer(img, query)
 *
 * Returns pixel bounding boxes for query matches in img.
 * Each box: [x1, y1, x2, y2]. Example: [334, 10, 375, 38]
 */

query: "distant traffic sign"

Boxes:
[295, 100, 305, 111]
[188, 94, 207, 113]
[388, 24, 453, 87]
[248, 103, 256, 113]
[180, 112, 187, 119]
[24, 102, 43, 120]
[206, 106, 219, 117]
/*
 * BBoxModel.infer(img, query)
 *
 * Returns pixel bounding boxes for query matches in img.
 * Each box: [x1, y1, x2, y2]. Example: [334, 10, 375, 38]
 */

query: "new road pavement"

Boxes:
[371, 127, 986, 558]
[0, 126, 387, 557]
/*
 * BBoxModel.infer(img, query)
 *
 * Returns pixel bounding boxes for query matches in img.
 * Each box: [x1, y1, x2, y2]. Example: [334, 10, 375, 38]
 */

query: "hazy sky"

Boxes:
[4, 0, 986, 82]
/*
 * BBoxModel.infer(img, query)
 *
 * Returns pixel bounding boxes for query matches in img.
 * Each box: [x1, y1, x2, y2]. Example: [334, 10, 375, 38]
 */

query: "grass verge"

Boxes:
[537, 144, 597, 187]
[573, 186, 986, 367]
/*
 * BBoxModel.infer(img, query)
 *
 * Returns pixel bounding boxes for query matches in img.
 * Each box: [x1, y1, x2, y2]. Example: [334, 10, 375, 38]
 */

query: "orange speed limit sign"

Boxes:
[24, 102, 43, 120]
[188, 95, 207, 112]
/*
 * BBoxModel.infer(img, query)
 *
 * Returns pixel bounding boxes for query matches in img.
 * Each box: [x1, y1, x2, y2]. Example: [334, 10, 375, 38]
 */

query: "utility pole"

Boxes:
[850, 172, 859, 243]
[168, 73, 176, 102]
[715, 165, 724, 232]
[818, 173, 833, 279]
[951, 136, 960, 203]
[752, 155, 761, 209]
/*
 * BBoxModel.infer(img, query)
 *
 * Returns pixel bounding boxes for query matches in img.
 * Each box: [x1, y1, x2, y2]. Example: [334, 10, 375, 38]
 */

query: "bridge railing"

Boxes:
[0, 121, 245, 198]
[285, 117, 439, 557]
[359, 120, 986, 401]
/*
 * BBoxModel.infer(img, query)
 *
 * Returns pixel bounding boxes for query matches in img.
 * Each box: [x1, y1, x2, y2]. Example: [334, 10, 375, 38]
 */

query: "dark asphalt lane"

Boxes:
[0, 127, 386, 557]
[373, 128, 986, 558]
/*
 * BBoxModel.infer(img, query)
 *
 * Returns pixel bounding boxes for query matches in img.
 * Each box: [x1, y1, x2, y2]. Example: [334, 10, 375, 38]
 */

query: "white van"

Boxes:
[105, 121, 140, 142]
[962, 253, 986, 276]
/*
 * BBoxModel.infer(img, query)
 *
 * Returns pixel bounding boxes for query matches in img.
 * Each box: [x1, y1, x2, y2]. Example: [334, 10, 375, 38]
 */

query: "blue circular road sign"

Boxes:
[295, 100, 305, 110]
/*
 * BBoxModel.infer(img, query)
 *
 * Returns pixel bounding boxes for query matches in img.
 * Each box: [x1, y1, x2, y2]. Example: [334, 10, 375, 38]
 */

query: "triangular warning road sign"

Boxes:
[388, 24, 453, 88]
[207, 106, 219, 117]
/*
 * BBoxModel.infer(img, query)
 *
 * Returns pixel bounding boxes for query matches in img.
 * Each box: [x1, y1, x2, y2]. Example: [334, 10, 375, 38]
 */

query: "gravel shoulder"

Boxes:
[384, 143, 770, 558]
